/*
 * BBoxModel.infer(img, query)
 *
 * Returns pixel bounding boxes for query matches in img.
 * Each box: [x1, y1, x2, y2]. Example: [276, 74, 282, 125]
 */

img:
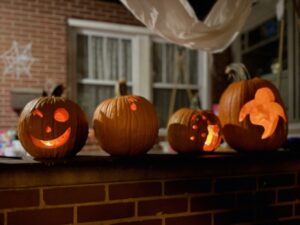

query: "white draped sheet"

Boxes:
[121, 0, 252, 53]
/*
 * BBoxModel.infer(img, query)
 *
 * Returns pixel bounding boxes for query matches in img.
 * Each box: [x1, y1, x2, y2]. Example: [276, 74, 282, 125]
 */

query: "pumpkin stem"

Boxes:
[115, 80, 128, 96]
[225, 63, 251, 81]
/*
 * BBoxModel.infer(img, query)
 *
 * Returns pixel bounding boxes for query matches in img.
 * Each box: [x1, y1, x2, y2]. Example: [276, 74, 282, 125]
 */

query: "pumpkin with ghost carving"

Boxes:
[218, 63, 288, 151]
[167, 108, 222, 153]
[93, 80, 159, 156]
[18, 97, 88, 158]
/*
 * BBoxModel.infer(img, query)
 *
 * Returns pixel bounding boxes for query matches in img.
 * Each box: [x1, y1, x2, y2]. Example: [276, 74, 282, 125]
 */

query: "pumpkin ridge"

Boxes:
[93, 93, 158, 156]
[18, 97, 88, 158]
[167, 108, 221, 153]
[218, 64, 287, 151]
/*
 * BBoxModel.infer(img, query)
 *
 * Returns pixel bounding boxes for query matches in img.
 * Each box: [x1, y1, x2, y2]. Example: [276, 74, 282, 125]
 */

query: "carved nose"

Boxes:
[45, 126, 52, 133]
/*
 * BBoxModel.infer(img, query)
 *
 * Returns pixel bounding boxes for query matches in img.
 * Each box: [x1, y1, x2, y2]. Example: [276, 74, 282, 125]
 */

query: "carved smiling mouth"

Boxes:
[30, 128, 71, 149]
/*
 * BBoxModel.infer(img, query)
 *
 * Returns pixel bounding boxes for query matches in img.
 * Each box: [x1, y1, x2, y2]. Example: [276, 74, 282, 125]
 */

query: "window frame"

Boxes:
[67, 18, 211, 130]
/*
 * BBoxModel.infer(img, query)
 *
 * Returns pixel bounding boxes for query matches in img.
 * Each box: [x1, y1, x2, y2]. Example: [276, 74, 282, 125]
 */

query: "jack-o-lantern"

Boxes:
[167, 108, 222, 153]
[18, 97, 88, 158]
[218, 63, 288, 151]
[93, 80, 159, 156]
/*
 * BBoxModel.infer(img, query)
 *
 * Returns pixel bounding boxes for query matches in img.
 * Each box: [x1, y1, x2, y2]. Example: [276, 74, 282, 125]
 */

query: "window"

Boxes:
[76, 31, 133, 123]
[68, 19, 208, 130]
[152, 39, 199, 127]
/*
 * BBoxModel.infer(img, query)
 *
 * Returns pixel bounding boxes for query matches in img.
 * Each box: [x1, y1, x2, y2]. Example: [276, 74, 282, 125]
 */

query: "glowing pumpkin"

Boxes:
[218, 63, 288, 151]
[167, 108, 222, 153]
[93, 81, 159, 156]
[18, 97, 88, 158]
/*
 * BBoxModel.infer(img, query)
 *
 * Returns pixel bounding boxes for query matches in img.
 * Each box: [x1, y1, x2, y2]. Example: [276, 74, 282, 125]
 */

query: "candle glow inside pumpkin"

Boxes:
[239, 87, 287, 139]
[30, 108, 71, 149]
[189, 112, 221, 152]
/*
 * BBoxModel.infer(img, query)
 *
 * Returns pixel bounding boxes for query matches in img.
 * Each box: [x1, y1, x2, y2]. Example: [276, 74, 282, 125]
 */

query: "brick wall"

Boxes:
[1, 170, 300, 224]
[0, 0, 140, 130]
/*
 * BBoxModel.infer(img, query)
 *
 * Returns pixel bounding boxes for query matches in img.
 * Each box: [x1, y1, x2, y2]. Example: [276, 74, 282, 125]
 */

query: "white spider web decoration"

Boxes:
[0, 41, 36, 80]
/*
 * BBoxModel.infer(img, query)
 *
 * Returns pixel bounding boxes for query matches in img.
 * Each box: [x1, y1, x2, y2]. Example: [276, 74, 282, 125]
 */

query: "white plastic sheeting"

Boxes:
[121, 0, 252, 53]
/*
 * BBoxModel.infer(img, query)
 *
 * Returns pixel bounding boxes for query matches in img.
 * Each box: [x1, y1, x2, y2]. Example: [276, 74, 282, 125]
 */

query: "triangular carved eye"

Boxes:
[54, 108, 69, 122]
[32, 109, 43, 118]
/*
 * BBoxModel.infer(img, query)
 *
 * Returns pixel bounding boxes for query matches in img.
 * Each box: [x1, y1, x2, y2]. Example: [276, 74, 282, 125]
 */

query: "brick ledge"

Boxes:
[1, 152, 300, 189]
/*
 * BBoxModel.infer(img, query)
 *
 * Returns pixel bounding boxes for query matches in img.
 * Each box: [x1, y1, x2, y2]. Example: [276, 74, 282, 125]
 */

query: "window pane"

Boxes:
[106, 38, 119, 80]
[92, 36, 104, 80]
[77, 33, 133, 126]
[152, 42, 198, 85]
[153, 89, 191, 127]
[189, 50, 198, 84]
[152, 42, 163, 82]
[90, 36, 132, 82]
[120, 39, 132, 81]
[152, 41, 199, 128]
[293, 15, 300, 121]
[297, 22, 300, 121]
[78, 85, 115, 126]
[77, 84, 132, 125]
[166, 43, 175, 83]
[77, 34, 88, 79]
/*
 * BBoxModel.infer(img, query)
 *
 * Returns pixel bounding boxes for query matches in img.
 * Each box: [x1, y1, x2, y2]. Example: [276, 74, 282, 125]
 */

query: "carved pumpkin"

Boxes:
[167, 108, 222, 153]
[18, 97, 88, 158]
[93, 81, 159, 156]
[218, 63, 288, 151]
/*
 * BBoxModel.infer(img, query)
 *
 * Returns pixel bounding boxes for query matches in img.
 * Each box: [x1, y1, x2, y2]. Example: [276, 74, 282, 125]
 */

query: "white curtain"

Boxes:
[90, 37, 132, 81]
[76, 35, 132, 124]
[121, 0, 252, 53]
[152, 42, 198, 127]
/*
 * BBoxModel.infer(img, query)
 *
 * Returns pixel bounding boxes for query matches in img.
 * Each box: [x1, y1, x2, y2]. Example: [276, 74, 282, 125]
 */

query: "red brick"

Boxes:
[165, 214, 211, 225]
[43, 185, 105, 205]
[296, 203, 300, 215]
[256, 204, 293, 221]
[191, 194, 235, 212]
[215, 176, 257, 193]
[109, 182, 162, 200]
[0, 189, 39, 209]
[259, 174, 295, 188]
[78, 202, 134, 223]
[278, 187, 300, 202]
[0, 0, 140, 130]
[0, 213, 4, 225]
[164, 178, 211, 195]
[257, 219, 300, 225]
[112, 219, 162, 225]
[237, 191, 276, 207]
[138, 198, 187, 216]
[214, 209, 254, 225]
[7, 207, 73, 225]
[214, 205, 293, 225]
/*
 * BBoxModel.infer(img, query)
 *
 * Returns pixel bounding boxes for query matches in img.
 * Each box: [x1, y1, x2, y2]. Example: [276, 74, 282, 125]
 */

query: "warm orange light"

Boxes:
[189, 112, 221, 151]
[45, 126, 52, 133]
[192, 125, 198, 130]
[32, 109, 43, 118]
[191, 114, 197, 121]
[239, 87, 287, 139]
[54, 108, 69, 122]
[127, 97, 138, 111]
[130, 103, 137, 111]
[203, 125, 221, 151]
[30, 127, 71, 149]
